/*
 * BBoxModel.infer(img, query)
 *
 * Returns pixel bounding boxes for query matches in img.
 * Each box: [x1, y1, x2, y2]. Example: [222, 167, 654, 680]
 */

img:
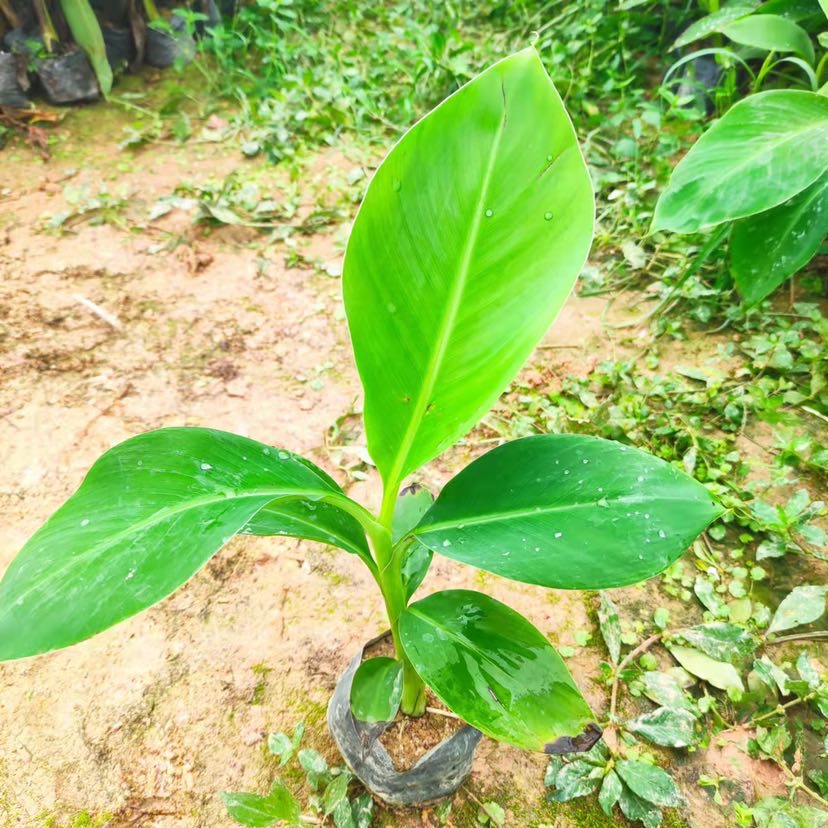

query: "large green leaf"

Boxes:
[722, 14, 815, 63]
[671, 5, 756, 50]
[221, 781, 300, 827]
[652, 90, 828, 233]
[399, 589, 597, 752]
[343, 48, 594, 487]
[732, 170, 828, 306]
[59, 0, 113, 95]
[0, 428, 363, 661]
[411, 435, 721, 590]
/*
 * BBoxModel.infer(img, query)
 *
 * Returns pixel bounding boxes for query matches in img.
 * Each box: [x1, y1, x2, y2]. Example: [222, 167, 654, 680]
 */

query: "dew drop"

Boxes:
[554, 532, 563, 539]
[484, 208, 493, 217]
[80, 518, 90, 527]
[387, 302, 397, 314]
[544, 211, 553, 221]
[277, 450, 289, 460]
[582, 458, 589, 464]
[637, 475, 644, 482]
[392, 178, 401, 192]
[597, 497, 609, 508]
[534, 547, 540, 552]
[200, 462, 212, 471]
[563, 469, 570, 475]
[546, 154, 553, 162]
[658, 529, 666, 539]
[126, 568, 136, 581]
[442, 539, 452, 548]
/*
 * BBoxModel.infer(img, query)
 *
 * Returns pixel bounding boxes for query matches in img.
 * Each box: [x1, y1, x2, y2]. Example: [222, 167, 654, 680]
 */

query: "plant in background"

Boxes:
[0, 48, 720, 808]
[545, 584, 828, 826]
[652, 87, 828, 306]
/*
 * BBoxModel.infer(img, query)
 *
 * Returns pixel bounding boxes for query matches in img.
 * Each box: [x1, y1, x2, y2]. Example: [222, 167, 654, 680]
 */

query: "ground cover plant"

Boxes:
[0, 46, 723, 814]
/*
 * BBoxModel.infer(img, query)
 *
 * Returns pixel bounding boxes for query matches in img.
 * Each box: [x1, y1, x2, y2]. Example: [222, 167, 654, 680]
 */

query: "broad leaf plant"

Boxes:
[0, 50, 720, 754]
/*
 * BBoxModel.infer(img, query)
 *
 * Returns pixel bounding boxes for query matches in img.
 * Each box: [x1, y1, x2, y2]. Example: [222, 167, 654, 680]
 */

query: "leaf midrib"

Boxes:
[665, 103, 828, 225]
[384, 82, 509, 486]
[415, 492, 711, 536]
[2, 486, 331, 612]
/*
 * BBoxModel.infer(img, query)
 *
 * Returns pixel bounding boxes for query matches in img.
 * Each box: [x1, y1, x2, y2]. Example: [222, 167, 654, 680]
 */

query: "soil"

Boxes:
[0, 90, 803, 828]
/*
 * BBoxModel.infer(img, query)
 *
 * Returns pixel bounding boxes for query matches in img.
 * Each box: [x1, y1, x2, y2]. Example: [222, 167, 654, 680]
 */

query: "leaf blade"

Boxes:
[0, 428, 358, 661]
[413, 435, 721, 589]
[399, 589, 597, 751]
[344, 48, 594, 485]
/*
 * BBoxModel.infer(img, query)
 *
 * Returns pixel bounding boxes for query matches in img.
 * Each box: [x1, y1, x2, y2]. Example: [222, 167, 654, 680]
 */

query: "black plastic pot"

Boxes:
[328, 638, 482, 806]
[37, 50, 99, 104]
[102, 25, 135, 72]
[0, 52, 28, 108]
[145, 22, 195, 68]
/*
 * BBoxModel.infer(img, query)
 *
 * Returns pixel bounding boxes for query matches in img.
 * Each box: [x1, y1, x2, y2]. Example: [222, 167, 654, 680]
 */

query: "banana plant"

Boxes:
[0, 49, 720, 754]
[59, 0, 112, 94]
[653, 89, 828, 306]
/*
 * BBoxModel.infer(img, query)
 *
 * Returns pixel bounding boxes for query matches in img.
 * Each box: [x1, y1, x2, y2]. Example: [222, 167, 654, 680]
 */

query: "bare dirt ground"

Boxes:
[0, 103, 790, 828]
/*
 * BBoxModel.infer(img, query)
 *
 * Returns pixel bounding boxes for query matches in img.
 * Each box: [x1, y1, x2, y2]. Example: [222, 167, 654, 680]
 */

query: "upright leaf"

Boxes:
[398, 590, 597, 752]
[58, 0, 113, 94]
[732, 171, 828, 306]
[768, 585, 827, 633]
[722, 14, 816, 63]
[349, 657, 403, 723]
[598, 592, 622, 665]
[412, 435, 720, 589]
[0, 428, 362, 661]
[344, 48, 594, 486]
[652, 90, 828, 233]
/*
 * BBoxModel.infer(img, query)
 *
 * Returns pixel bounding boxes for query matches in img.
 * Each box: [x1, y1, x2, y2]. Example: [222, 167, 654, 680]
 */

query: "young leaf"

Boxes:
[344, 48, 594, 486]
[58, 0, 113, 95]
[0, 428, 366, 662]
[616, 759, 684, 808]
[413, 435, 720, 589]
[221, 781, 300, 827]
[598, 769, 623, 816]
[668, 645, 744, 692]
[349, 657, 403, 723]
[768, 585, 828, 634]
[268, 722, 305, 767]
[722, 14, 815, 62]
[671, 623, 757, 663]
[392, 484, 434, 543]
[732, 171, 828, 306]
[400, 542, 433, 601]
[652, 90, 828, 233]
[626, 707, 698, 748]
[398, 589, 597, 751]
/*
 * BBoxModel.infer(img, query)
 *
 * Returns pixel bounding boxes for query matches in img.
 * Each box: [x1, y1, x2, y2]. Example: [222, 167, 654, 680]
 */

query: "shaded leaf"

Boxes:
[671, 5, 756, 49]
[349, 657, 403, 723]
[753, 655, 790, 694]
[732, 171, 828, 306]
[723, 14, 815, 62]
[546, 760, 601, 802]
[668, 645, 744, 692]
[618, 786, 664, 828]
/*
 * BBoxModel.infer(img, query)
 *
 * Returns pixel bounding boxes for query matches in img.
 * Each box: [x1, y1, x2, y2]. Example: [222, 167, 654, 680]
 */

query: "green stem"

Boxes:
[369, 481, 427, 717]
